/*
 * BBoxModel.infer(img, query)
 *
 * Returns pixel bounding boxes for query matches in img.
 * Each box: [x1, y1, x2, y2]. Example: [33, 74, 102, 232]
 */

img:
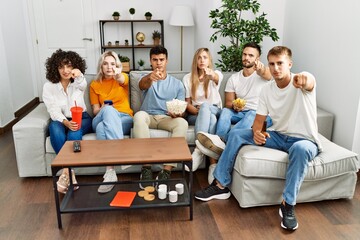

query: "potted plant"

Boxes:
[137, 59, 145, 70]
[115, 40, 120, 46]
[112, 11, 120, 21]
[129, 8, 135, 19]
[209, 0, 279, 72]
[152, 30, 161, 46]
[118, 55, 130, 72]
[144, 12, 152, 20]
[124, 39, 129, 46]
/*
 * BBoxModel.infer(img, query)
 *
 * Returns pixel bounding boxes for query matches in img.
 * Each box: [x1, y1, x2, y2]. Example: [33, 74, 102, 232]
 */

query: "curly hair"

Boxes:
[45, 49, 87, 83]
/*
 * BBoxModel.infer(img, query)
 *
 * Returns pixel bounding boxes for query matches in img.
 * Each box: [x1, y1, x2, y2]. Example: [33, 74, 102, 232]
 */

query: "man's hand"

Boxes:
[254, 60, 265, 73]
[293, 72, 315, 91]
[253, 130, 270, 145]
[149, 68, 164, 82]
[293, 73, 308, 89]
[233, 104, 244, 112]
[167, 111, 184, 118]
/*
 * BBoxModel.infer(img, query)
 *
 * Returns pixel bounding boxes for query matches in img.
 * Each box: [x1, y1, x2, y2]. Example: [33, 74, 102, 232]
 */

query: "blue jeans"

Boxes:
[187, 102, 221, 136]
[49, 112, 93, 154]
[214, 128, 319, 205]
[216, 108, 272, 142]
[92, 106, 133, 140]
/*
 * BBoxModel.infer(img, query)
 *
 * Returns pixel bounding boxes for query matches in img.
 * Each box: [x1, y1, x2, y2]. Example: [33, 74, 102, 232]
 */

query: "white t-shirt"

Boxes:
[225, 70, 269, 111]
[42, 75, 87, 122]
[182, 70, 223, 108]
[256, 73, 322, 151]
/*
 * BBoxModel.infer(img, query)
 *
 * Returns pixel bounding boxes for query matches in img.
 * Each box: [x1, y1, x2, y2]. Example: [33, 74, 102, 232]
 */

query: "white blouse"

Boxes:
[42, 75, 87, 122]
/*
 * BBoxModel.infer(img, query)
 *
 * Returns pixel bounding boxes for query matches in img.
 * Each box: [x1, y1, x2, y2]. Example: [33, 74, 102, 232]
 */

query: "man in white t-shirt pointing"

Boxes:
[195, 42, 272, 183]
[194, 46, 321, 231]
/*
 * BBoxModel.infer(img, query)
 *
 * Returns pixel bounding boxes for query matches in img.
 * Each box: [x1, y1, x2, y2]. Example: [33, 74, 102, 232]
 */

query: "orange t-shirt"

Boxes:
[89, 73, 133, 116]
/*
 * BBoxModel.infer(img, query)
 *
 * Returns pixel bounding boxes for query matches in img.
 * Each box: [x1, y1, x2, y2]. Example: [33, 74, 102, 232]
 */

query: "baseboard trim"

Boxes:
[0, 97, 40, 135]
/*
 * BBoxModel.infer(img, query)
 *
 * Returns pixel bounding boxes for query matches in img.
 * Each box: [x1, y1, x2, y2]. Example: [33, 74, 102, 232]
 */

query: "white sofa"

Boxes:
[12, 71, 359, 207]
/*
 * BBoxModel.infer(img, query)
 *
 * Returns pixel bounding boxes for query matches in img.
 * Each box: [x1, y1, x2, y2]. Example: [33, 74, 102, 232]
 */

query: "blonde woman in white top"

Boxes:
[182, 48, 223, 173]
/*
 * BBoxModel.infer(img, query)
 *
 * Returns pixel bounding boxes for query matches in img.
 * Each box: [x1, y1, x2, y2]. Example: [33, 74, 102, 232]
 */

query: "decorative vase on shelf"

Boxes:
[129, 8, 135, 20]
[136, 32, 145, 46]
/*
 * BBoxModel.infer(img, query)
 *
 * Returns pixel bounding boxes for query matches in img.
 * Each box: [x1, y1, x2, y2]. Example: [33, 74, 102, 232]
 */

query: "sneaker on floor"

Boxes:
[195, 140, 220, 160]
[185, 147, 204, 172]
[139, 166, 154, 189]
[197, 131, 225, 155]
[208, 163, 217, 185]
[194, 180, 231, 201]
[156, 169, 171, 181]
[279, 201, 298, 230]
[98, 169, 118, 193]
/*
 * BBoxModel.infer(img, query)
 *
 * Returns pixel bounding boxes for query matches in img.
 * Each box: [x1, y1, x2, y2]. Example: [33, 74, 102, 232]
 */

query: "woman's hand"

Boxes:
[71, 69, 82, 79]
[63, 119, 79, 131]
[113, 67, 125, 83]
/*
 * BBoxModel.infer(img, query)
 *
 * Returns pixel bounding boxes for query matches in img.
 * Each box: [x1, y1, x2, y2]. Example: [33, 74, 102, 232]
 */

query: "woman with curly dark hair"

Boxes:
[43, 49, 92, 194]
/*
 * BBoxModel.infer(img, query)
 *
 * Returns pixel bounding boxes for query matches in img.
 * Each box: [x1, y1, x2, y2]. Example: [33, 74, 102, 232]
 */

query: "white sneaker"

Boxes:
[195, 140, 220, 160]
[98, 169, 118, 193]
[185, 147, 204, 172]
[197, 132, 225, 155]
[208, 163, 217, 184]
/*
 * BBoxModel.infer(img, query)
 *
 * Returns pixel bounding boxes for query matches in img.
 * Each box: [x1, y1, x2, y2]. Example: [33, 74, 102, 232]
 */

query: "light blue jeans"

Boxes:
[187, 102, 222, 136]
[49, 112, 93, 154]
[214, 128, 319, 205]
[216, 108, 272, 142]
[92, 106, 133, 140]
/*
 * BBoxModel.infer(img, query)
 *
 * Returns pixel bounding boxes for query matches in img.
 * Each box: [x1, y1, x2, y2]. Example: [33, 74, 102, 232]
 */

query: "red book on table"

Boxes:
[110, 191, 136, 207]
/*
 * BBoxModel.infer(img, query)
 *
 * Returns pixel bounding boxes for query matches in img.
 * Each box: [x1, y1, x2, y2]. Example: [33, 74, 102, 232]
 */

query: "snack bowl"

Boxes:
[232, 98, 247, 109]
[166, 99, 188, 115]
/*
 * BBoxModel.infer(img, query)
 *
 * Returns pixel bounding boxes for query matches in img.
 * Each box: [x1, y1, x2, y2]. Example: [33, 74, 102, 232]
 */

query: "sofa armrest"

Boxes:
[317, 107, 334, 140]
[12, 103, 50, 177]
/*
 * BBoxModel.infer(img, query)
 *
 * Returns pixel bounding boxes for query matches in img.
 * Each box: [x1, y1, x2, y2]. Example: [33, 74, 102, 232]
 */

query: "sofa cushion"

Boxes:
[233, 134, 359, 180]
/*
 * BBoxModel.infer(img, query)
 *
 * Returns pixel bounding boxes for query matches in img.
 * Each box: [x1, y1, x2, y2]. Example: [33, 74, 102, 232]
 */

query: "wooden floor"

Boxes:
[1, 130, 359, 240]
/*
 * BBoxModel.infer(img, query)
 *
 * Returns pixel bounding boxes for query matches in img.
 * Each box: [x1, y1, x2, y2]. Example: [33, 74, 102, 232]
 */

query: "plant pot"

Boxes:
[130, 14, 134, 20]
[113, 16, 120, 21]
[138, 66, 145, 71]
[122, 62, 130, 72]
[153, 38, 161, 46]
[145, 16, 152, 20]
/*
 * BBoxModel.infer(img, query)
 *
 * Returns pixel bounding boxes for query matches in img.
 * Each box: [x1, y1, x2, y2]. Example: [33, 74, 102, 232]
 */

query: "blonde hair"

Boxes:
[190, 48, 214, 100]
[95, 51, 122, 81]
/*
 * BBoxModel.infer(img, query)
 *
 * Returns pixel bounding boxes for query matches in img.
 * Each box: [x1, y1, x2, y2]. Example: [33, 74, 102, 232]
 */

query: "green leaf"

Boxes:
[209, 0, 279, 72]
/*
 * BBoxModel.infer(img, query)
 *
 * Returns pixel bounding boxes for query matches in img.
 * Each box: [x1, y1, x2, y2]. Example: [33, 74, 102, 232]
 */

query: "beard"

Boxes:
[242, 61, 255, 69]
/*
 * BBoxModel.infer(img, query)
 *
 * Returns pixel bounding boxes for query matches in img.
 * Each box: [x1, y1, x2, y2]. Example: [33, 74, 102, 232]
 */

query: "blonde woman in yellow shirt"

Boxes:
[90, 51, 133, 193]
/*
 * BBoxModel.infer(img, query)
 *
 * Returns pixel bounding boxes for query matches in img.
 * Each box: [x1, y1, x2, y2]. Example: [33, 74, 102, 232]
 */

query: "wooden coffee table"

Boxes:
[51, 137, 193, 229]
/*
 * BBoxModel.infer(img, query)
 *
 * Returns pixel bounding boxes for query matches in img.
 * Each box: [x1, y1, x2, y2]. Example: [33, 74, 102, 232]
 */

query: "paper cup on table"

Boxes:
[70, 106, 83, 130]
[158, 184, 167, 193]
[158, 188, 167, 200]
[175, 183, 184, 195]
[169, 190, 178, 203]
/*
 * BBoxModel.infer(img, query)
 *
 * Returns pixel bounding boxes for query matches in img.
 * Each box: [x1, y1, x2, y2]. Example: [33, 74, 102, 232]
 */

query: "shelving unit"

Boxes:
[99, 20, 164, 71]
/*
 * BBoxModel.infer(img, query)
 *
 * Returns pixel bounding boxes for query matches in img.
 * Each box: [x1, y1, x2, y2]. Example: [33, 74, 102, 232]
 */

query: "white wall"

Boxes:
[283, 0, 360, 149]
[0, 24, 13, 126]
[0, 0, 37, 127]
